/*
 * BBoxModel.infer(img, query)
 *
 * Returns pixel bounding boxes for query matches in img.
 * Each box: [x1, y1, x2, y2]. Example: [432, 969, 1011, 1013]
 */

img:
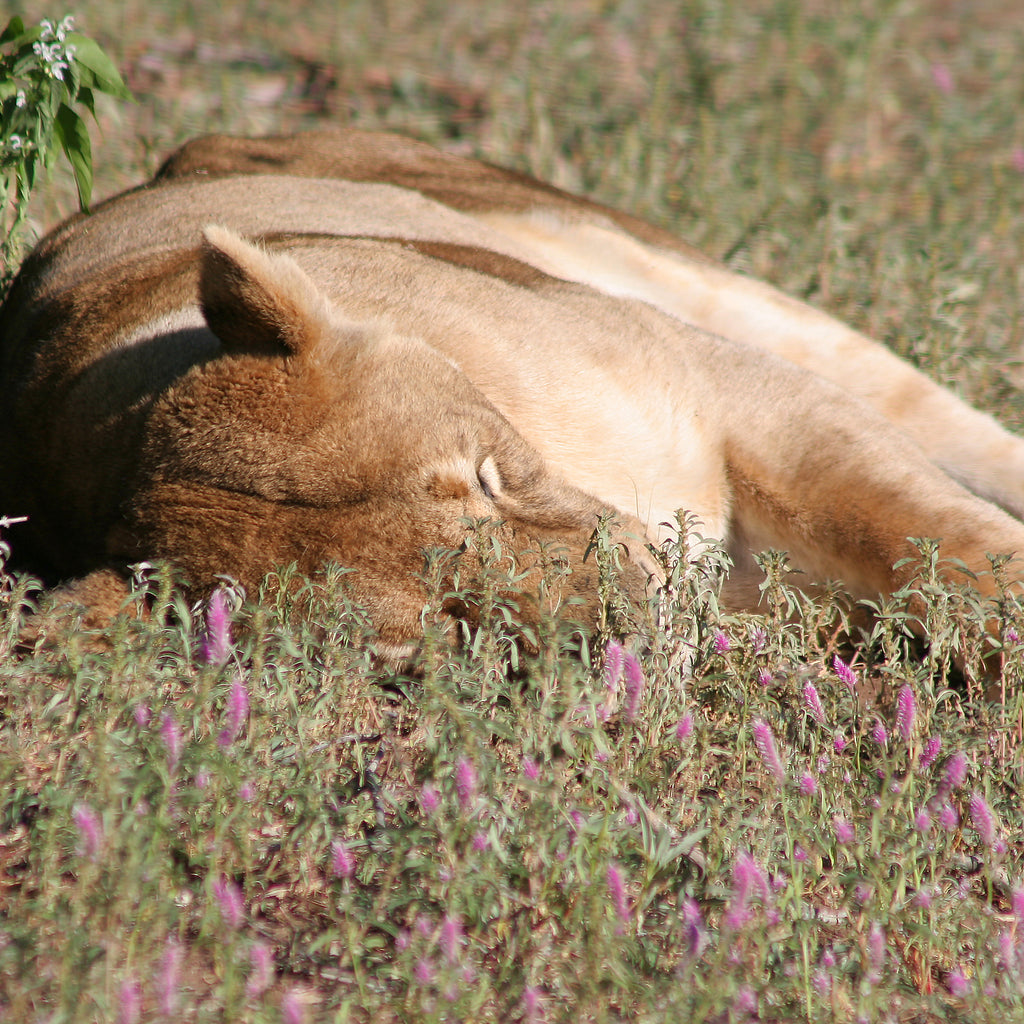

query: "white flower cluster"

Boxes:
[32, 16, 77, 81]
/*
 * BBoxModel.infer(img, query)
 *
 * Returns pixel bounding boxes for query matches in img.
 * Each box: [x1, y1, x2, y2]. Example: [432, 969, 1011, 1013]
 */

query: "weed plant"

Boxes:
[2, 518, 1023, 1022]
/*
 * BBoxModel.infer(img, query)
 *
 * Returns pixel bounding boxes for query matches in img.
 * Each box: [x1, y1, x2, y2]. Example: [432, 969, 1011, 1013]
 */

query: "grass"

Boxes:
[2, 1, 1024, 1021]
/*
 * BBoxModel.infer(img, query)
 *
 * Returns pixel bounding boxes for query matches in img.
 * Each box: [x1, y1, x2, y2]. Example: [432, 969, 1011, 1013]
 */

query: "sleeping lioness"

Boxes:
[3, 128, 1024, 655]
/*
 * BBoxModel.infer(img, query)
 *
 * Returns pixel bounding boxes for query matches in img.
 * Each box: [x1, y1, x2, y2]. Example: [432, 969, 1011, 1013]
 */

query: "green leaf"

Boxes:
[0, 16, 26, 45]
[66, 33, 133, 102]
[53, 103, 92, 210]
[0, 21, 43, 54]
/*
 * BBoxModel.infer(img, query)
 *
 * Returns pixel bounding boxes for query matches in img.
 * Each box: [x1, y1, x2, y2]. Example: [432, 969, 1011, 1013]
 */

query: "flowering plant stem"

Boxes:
[1, 15, 132, 278]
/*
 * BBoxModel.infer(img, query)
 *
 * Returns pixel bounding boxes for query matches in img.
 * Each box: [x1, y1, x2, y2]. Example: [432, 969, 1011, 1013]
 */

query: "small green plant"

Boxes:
[0, 15, 131, 278]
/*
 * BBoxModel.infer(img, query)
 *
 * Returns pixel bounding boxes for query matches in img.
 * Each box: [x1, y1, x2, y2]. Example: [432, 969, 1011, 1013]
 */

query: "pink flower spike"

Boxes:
[607, 862, 630, 929]
[118, 978, 141, 1024]
[1013, 147, 1024, 174]
[72, 803, 102, 860]
[919, 735, 941, 770]
[281, 989, 306, 1024]
[802, 682, 827, 727]
[833, 655, 857, 689]
[968, 791, 997, 847]
[331, 839, 356, 879]
[440, 914, 464, 965]
[247, 941, 273, 998]
[713, 629, 731, 655]
[895, 684, 916, 742]
[937, 801, 959, 831]
[872, 718, 888, 748]
[623, 651, 644, 722]
[212, 874, 244, 930]
[833, 816, 855, 846]
[160, 711, 182, 771]
[201, 587, 233, 665]
[455, 757, 477, 810]
[799, 772, 817, 797]
[752, 719, 786, 785]
[930, 62, 954, 94]
[675, 713, 694, 742]
[419, 782, 440, 817]
[219, 677, 250, 748]
[947, 967, 970, 997]
[604, 640, 624, 692]
[522, 985, 545, 1024]
[158, 939, 182, 1017]
[521, 755, 540, 780]
[868, 921, 886, 981]
[937, 752, 968, 798]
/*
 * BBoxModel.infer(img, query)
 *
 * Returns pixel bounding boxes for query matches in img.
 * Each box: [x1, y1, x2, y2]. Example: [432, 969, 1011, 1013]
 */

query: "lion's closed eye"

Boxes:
[477, 455, 502, 501]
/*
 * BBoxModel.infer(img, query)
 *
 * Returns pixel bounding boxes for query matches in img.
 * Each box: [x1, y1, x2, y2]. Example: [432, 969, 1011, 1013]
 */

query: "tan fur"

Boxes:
[3, 128, 1024, 651]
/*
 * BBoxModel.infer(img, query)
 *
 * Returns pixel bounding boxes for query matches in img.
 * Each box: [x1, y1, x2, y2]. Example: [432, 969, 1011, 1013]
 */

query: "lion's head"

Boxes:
[98, 227, 653, 652]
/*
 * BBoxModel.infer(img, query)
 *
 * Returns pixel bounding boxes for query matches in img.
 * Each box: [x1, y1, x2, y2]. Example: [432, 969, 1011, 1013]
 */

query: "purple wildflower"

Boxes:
[751, 719, 786, 785]
[868, 921, 886, 982]
[160, 711, 182, 771]
[734, 986, 757, 1015]
[968, 791, 997, 847]
[895, 684, 916, 742]
[118, 978, 141, 1024]
[522, 986, 545, 1024]
[937, 801, 959, 831]
[201, 588, 233, 665]
[72, 803, 102, 861]
[724, 851, 769, 930]
[331, 839, 356, 879]
[219, 676, 250, 748]
[799, 772, 817, 797]
[937, 752, 968, 799]
[680, 897, 707, 959]
[622, 651, 644, 722]
[133, 703, 151, 727]
[419, 782, 440, 817]
[801, 682, 826, 726]
[713, 629, 731, 655]
[604, 639, 624, 692]
[833, 733, 848, 754]
[414, 957, 435, 985]
[833, 655, 857, 689]
[757, 667, 772, 688]
[239, 780, 255, 802]
[455, 757, 477, 810]
[521, 755, 540, 780]
[440, 914, 464, 965]
[213, 874, 244, 930]
[158, 939, 182, 1017]
[931, 63, 954, 94]
[872, 718, 888, 748]
[947, 968, 970, 997]
[833, 816, 855, 846]
[281, 989, 306, 1024]
[247, 941, 273, 998]
[675, 713, 694, 742]
[914, 808, 931, 833]
[919, 736, 942, 770]
[607, 862, 630, 930]
[472, 830, 489, 852]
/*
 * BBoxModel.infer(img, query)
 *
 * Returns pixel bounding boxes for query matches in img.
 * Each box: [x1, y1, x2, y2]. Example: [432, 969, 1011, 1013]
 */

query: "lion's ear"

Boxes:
[200, 225, 336, 359]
